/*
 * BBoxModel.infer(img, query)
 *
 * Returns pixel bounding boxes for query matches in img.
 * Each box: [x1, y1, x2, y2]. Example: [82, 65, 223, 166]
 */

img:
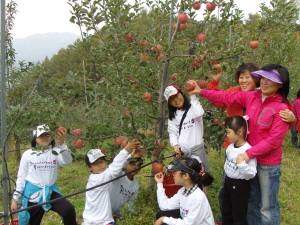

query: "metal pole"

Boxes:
[1, 0, 10, 224]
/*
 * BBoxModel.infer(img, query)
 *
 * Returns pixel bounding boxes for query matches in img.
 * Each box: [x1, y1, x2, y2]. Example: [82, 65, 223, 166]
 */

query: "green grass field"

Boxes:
[1, 133, 300, 224]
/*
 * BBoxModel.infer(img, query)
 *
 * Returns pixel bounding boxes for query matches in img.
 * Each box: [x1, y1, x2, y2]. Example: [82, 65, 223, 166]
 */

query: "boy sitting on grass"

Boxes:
[82, 140, 140, 225]
[110, 150, 144, 225]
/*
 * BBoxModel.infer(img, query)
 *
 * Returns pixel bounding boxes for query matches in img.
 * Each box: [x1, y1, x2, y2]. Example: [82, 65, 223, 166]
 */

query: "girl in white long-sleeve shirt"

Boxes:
[222, 116, 257, 225]
[154, 157, 214, 225]
[11, 124, 77, 225]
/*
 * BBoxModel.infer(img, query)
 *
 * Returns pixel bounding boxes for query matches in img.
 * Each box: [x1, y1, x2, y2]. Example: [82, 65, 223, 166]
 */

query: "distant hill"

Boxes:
[13, 32, 80, 64]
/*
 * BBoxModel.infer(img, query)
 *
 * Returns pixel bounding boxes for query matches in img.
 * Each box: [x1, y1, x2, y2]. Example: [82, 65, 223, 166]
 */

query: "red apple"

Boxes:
[171, 73, 178, 81]
[74, 139, 83, 149]
[142, 93, 152, 102]
[180, 23, 188, 31]
[249, 41, 259, 49]
[152, 162, 164, 173]
[121, 140, 128, 148]
[152, 44, 161, 54]
[197, 80, 208, 89]
[263, 37, 267, 42]
[193, 1, 201, 10]
[178, 14, 189, 23]
[147, 130, 154, 137]
[72, 129, 82, 137]
[140, 52, 149, 62]
[133, 83, 139, 88]
[114, 137, 122, 145]
[138, 41, 148, 47]
[197, 33, 206, 41]
[120, 19, 126, 25]
[159, 141, 165, 148]
[124, 33, 133, 43]
[213, 118, 219, 125]
[55, 126, 66, 135]
[100, 147, 106, 154]
[206, 2, 216, 11]
[173, 23, 182, 32]
[156, 53, 165, 62]
[184, 81, 196, 92]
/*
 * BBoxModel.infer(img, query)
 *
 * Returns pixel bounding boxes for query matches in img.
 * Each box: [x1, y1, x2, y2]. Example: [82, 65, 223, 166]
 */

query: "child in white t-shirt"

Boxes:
[82, 140, 140, 225]
[110, 155, 143, 224]
[222, 116, 257, 224]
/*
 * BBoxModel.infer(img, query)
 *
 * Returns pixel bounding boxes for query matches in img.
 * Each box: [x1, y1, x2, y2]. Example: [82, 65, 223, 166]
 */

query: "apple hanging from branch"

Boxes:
[249, 40, 259, 49]
[184, 80, 196, 92]
[152, 162, 164, 173]
[192, 1, 201, 10]
[206, 2, 216, 11]
[72, 129, 82, 137]
[178, 14, 189, 23]
[74, 139, 83, 149]
[142, 93, 152, 102]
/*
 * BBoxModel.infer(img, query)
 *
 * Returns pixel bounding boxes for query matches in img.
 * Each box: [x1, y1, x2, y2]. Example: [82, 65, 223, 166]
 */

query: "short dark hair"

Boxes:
[31, 136, 55, 148]
[225, 116, 247, 140]
[167, 89, 191, 120]
[85, 155, 106, 167]
[234, 62, 260, 87]
[261, 64, 290, 102]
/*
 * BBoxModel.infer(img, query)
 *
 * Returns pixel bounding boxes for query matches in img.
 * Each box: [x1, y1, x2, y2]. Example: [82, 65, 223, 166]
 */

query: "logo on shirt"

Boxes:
[52, 160, 56, 164]
[191, 119, 195, 123]
[181, 209, 189, 217]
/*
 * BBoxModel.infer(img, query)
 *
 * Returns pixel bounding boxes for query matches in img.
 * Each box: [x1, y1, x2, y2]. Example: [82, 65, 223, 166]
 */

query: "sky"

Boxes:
[12, 0, 270, 39]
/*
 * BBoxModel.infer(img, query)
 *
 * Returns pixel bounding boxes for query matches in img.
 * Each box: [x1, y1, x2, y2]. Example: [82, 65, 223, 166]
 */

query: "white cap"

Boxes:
[87, 149, 106, 163]
[33, 124, 50, 137]
[164, 85, 180, 101]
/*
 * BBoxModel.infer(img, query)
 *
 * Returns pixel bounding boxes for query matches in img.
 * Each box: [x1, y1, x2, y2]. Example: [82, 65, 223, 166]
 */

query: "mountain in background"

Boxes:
[13, 32, 80, 64]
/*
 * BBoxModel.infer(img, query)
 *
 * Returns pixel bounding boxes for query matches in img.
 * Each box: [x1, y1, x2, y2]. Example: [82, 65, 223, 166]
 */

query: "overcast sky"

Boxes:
[12, 0, 270, 39]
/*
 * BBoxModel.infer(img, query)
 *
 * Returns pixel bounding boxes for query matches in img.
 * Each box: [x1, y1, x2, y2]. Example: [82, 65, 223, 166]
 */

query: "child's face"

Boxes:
[88, 158, 107, 174]
[125, 161, 141, 176]
[172, 170, 186, 186]
[168, 93, 184, 109]
[36, 132, 52, 147]
[226, 127, 241, 144]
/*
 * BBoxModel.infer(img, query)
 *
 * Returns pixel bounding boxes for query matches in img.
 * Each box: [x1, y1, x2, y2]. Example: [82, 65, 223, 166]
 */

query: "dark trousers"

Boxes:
[222, 176, 250, 225]
[27, 191, 77, 225]
[291, 124, 299, 147]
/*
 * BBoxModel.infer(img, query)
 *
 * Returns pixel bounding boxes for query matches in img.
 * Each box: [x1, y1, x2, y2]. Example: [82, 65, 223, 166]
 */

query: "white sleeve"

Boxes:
[163, 196, 211, 225]
[13, 151, 30, 201]
[237, 158, 257, 180]
[55, 144, 73, 166]
[108, 149, 129, 178]
[156, 183, 180, 210]
[189, 95, 204, 119]
[168, 119, 179, 147]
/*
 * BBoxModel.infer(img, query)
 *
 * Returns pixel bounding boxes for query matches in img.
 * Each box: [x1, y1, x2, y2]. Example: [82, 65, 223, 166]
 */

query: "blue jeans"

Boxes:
[247, 164, 281, 225]
[291, 124, 299, 147]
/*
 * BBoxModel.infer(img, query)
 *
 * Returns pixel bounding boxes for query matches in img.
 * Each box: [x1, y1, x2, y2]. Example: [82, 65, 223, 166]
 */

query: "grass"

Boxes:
[1, 133, 300, 224]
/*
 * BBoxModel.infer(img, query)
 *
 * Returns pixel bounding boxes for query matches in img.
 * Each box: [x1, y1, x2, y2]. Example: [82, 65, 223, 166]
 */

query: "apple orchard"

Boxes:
[6, 0, 300, 163]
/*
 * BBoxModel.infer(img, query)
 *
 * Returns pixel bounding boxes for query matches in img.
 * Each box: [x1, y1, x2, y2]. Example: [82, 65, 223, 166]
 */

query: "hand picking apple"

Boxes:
[154, 172, 164, 183]
[187, 80, 201, 95]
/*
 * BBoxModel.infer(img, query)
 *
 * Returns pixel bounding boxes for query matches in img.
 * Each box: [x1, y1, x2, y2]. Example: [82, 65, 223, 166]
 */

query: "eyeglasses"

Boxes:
[39, 133, 51, 138]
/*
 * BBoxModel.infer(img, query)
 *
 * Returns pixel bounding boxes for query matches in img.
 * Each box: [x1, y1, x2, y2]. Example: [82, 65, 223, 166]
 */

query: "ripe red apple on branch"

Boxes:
[55, 126, 66, 135]
[74, 139, 83, 149]
[152, 162, 164, 173]
[184, 80, 196, 92]
[138, 41, 148, 47]
[100, 147, 106, 154]
[196, 80, 208, 89]
[142, 93, 152, 102]
[171, 73, 178, 81]
[206, 2, 216, 11]
[152, 44, 161, 54]
[114, 137, 122, 145]
[263, 37, 267, 42]
[197, 33, 207, 42]
[121, 140, 128, 148]
[121, 111, 131, 119]
[72, 129, 82, 137]
[124, 33, 133, 43]
[249, 40, 259, 49]
[173, 23, 188, 32]
[192, 1, 201, 10]
[178, 14, 189, 23]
